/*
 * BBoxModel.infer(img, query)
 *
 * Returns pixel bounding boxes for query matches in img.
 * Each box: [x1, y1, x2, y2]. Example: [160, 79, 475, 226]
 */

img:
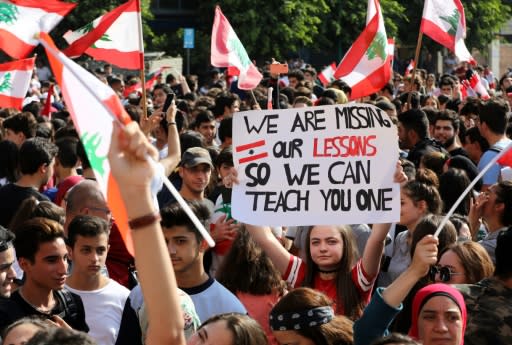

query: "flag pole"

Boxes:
[407, 31, 423, 108]
[38, 35, 216, 249]
[135, 0, 148, 118]
[250, 90, 258, 107]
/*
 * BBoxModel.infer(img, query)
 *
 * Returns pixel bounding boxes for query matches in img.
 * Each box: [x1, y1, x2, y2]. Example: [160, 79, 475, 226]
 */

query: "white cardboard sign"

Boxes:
[232, 103, 400, 226]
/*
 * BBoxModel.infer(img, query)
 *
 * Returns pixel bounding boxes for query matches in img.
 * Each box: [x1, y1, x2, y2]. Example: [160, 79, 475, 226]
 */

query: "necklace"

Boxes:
[318, 268, 339, 274]
[18, 288, 55, 315]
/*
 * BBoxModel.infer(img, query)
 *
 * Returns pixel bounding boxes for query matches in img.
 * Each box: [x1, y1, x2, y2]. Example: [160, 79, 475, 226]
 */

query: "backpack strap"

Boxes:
[55, 289, 78, 321]
[489, 145, 503, 154]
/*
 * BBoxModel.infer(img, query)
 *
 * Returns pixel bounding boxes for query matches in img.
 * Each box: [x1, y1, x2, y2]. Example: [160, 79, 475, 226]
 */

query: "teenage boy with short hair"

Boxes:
[65, 215, 129, 345]
[115, 201, 244, 345]
[0, 218, 88, 332]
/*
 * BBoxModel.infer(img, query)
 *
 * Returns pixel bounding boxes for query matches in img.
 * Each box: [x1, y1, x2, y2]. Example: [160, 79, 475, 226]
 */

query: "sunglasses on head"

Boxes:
[429, 265, 464, 282]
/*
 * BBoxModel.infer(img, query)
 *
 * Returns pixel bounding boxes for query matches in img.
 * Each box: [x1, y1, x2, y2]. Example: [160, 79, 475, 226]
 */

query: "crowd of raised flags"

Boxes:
[0, 0, 485, 106]
[0, 0, 509, 249]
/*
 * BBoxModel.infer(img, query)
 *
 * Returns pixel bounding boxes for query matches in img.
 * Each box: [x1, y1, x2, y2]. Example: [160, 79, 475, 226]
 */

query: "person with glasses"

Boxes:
[355, 235, 467, 345]
[469, 180, 512, 263]
[0, 225, 16, 298]
[434, 241, 494, 284]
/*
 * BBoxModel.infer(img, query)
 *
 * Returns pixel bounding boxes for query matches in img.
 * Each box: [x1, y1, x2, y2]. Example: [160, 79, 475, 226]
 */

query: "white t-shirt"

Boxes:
[66, 280, 129, 345]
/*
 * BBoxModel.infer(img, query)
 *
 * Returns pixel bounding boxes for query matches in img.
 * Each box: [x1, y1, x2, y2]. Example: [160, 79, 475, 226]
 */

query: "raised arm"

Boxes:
[361, 223, 392, 277]
[361, 162, 408, 277]
[159, 101, 181, 176]
[245, 224, 292, 275]
[108, 121, 185, 345]
[354, 235, 438, 345]
[382, 235, 438, 307]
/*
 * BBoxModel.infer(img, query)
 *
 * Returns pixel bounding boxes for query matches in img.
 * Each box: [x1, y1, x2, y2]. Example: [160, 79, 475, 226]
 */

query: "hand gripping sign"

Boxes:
[232, 103, 400, 226]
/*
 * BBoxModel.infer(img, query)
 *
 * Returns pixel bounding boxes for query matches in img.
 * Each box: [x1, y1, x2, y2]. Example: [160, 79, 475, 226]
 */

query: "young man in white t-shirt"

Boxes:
[65, 215, 129, 345]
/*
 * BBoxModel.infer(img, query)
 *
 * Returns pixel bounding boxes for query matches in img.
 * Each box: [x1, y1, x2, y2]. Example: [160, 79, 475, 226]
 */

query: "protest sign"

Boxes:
[232, 103, 400, 226]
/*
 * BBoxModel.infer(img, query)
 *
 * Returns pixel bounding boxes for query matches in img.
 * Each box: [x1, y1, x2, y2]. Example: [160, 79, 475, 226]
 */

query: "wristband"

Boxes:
[167, 122, 176, 126]
[128, 211, 161, 230]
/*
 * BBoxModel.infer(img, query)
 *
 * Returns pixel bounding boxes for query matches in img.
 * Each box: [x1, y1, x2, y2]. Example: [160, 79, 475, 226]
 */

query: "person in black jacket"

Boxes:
[397, 108, 447, 168]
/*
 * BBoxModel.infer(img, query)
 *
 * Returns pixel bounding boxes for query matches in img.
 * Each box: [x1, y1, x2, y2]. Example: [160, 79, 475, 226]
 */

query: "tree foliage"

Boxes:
[196, 1, 330, 61]
[29, 0, 511, 71]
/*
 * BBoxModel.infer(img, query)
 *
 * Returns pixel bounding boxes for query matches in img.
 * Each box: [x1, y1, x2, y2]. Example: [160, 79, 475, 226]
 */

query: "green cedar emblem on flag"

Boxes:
[440, 10, 460, 37]
[81, 131, 107, 177]
[366, 31, 387, 61]
[0, 3, 19, 25]
[0, 73, 12, 93]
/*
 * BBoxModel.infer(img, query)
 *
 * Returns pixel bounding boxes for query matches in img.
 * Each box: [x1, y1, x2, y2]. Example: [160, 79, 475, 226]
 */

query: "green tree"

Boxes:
[196, 1, 330, 61]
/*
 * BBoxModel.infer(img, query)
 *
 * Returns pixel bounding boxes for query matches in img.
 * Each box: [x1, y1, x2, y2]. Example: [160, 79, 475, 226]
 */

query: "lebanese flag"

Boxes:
[318, 63, 337, 86]
[334, 0, 392, 100]
[39, 32, 136, 255]
[0, 57, 34, 109]
[0, 0, 75, 59]
[63, 0, 143, 70]
[421, 0, 475, 64]
[122, 66, 169, 97]
[466, 68, 490, 100]
[211, 6, 262, 90]
[405, 60, 415, 76]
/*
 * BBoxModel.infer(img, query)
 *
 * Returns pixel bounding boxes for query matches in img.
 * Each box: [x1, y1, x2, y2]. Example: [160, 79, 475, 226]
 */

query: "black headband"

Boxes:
[269, 306, 334, 331]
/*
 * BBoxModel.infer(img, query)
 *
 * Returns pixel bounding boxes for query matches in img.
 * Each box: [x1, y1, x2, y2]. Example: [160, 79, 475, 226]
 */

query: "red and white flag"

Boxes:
[63, 0, 143, 70]
[318, 63, 337, 86]
[41, 83, 55, 117]
[211, 6, 262, 90]
[0, 57, 34, 109]
[466, 68, 490, 100]
[0, 0, 75, 59]
[405, 60, 415, 76]
[421, 0, 475, 64]
[334, 0, 392, 100]
[123, 66, 169, 97]
[39, 32, 136, 254]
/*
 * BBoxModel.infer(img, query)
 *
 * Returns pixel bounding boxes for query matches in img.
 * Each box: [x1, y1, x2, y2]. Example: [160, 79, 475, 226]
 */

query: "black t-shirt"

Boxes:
[449, 147, 469, 159]
[0, 183, 49, 227]
[0, 289, 89, 332]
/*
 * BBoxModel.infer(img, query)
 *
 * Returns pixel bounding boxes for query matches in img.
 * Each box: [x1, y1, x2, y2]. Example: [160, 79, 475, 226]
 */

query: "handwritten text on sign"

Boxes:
[232, 103, 400, 226]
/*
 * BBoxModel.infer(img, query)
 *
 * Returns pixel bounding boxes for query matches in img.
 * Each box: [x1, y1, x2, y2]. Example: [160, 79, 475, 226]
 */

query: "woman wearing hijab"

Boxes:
[354, 235, 467, 345]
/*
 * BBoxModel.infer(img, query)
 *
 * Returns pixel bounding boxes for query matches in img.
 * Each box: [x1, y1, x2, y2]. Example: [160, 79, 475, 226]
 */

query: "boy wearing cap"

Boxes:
[178, 147, 215, 210]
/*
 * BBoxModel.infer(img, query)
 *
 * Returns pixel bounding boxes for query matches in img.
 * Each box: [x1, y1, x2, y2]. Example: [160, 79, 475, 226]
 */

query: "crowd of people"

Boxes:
[0, 56, 511, 345]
